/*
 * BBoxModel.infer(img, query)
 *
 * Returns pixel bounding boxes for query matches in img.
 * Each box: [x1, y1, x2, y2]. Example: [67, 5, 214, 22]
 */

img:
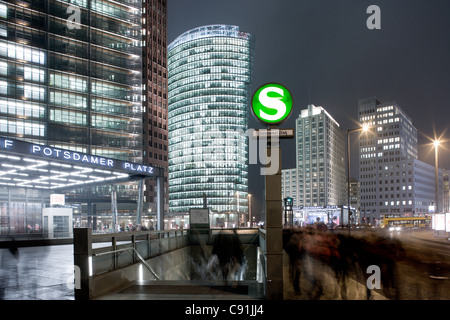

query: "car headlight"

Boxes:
[396, 226, 401, 231]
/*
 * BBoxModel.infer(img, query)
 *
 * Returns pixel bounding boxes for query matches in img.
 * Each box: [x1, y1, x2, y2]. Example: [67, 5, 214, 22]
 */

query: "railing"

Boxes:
[258, 228, 266, 253]
[93, 246, 161, 280]
[73, 228, 188, 299]
[73, 227, 264, 300]
[91, 229, 188, 275]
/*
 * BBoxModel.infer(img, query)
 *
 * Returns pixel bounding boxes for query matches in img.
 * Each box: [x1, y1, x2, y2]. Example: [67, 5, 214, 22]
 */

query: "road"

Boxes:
[347, 228, 449, 299]
[283, 227, 449, 300]
[388, 229, 449, 299]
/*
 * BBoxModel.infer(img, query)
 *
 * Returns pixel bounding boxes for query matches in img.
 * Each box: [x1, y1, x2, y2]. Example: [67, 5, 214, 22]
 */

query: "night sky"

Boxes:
[166, 0, 450, 215]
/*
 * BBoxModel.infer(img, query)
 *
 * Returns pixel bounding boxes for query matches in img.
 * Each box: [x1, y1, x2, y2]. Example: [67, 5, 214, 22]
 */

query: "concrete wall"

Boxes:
[91, 246, 192, 298]
[91, 244, 259, 298]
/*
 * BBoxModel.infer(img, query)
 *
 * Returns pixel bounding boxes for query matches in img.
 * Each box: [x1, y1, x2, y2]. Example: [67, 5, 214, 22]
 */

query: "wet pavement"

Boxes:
[0, 244, 74, 300]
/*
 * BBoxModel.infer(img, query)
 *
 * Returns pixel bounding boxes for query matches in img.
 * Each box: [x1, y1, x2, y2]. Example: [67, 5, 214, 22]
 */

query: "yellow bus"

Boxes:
[380, 213, 430, 229]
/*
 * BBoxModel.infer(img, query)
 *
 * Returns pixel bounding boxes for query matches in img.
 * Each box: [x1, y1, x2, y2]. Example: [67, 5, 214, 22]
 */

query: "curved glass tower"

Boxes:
[167, 25, 254, 217]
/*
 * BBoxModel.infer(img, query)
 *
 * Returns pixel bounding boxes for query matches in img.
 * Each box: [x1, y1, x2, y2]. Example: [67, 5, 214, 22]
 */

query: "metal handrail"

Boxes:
[93, 246, 161, 280]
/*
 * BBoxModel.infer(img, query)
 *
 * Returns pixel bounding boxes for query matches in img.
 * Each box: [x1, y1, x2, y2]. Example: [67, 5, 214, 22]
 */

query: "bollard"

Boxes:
[73, 228, 93, 300]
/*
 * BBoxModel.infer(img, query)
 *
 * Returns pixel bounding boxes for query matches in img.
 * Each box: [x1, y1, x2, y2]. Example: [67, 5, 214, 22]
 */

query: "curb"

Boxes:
[411, 231, 450, 246]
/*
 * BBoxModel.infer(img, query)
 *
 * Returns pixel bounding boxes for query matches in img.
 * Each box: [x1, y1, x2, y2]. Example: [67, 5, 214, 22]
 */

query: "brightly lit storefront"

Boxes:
[0, 137, 164, 238]
[289, 205, 356, 228]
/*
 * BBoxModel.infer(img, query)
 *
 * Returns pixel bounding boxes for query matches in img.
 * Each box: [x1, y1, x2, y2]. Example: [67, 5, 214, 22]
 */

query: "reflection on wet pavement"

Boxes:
[0, 244, 74, 300]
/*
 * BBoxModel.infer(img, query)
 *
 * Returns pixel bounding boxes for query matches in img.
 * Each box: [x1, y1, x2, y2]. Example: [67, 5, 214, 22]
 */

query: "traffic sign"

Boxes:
[251, 83, 293, 125]
[251, 128, 294, 138]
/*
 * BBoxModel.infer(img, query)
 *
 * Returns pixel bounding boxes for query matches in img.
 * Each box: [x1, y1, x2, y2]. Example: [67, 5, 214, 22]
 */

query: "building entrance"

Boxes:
[0, 137, 165, 238]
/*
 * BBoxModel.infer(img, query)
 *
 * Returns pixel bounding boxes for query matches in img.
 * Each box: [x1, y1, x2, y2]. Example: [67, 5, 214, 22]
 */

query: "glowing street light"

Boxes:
[362, 123, 370, 133]
[347, 123, 371, 235]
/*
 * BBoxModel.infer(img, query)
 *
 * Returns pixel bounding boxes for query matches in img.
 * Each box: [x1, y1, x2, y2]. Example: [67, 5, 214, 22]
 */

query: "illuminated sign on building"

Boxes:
[50, 194, 65, 206]
[446, 212, 450, 233]
[0, 138, 157, 176]
[251, 83, 293, 125]
[32, 145, 115, 167]
[0, 138, 13, 150]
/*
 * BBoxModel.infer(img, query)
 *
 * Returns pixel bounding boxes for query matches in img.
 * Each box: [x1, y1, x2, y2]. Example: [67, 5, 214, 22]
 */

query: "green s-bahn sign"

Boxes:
[251, 83, 293, 125]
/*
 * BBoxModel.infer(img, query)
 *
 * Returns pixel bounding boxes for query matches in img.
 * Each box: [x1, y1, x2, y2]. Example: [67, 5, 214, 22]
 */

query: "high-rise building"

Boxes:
[281, 168, 298, 206]
[443, 169, 450, 212]
[359, 97, 416, 223]
[282, 104, 346, 208]
[167, 25, 254, 217]
[0, 0, 143, 231]
[349, 177, 360, 221]
[358, 97, 442, 224]
[413, 158, 443, 213]
[142, 0, 168, 216]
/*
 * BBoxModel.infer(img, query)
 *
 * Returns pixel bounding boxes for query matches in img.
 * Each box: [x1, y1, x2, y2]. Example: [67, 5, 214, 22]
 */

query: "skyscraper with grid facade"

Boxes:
[282, 104, 346, 208]
[167, 25, 254, 215]
[358, 97, 443, 224]
[142, 0, 168, 216]
[0, 0, 143, 231]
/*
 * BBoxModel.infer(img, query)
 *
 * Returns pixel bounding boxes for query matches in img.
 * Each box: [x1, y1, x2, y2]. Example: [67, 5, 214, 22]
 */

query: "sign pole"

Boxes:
[264, 125, 284, 299]
[251, 83, 294, 300]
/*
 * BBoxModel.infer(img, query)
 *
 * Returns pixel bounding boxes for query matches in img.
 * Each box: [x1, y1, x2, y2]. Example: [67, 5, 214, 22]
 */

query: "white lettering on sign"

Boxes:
[0, 139, 13, 149]
[257, 86, 287, 122]
[32, 145, 114, 167]
[252, 129, 294, 137]
[123, 162, 154, 174]
[22, 143, 156, 175]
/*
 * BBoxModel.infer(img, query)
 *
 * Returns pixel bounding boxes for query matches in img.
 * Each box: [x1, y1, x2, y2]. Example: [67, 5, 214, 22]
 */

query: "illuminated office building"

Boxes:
[358, 97, 443, 224]
[443, 170, 450, 212]
[142, 0, 169, 216]
[282, 105, 346, 208]
[0, 0, 143, 233]
[167, 25, 254, 217]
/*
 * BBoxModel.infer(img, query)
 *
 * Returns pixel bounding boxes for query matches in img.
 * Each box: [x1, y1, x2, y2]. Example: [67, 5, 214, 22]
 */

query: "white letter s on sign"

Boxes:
[258, 87, 287, 122]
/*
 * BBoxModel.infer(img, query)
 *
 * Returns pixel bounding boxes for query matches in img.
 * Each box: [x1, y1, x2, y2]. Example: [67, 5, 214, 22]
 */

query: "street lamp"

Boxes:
[434, 139, 440, 215]
[248, 193, 252, 228]
[347, 124, 370, 235]
[235, 191, 240, 227]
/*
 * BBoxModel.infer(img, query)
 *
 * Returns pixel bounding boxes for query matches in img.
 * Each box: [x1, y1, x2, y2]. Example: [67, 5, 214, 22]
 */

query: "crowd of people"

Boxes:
[283, 226, 406, 299]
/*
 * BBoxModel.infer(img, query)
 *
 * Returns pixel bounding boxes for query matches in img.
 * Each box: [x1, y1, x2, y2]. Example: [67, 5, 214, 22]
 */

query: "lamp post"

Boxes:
[248, 193, 252, 228]
[434, 140, 440, 215]
[347, 124, 369, 235]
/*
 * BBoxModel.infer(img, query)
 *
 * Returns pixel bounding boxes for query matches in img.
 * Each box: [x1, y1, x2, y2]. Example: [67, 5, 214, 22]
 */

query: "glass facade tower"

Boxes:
[167, 25, 254, 216]
[0, 0, 142, 159]
[0, 0, 143, 234]
[142, 0, 169, 216]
